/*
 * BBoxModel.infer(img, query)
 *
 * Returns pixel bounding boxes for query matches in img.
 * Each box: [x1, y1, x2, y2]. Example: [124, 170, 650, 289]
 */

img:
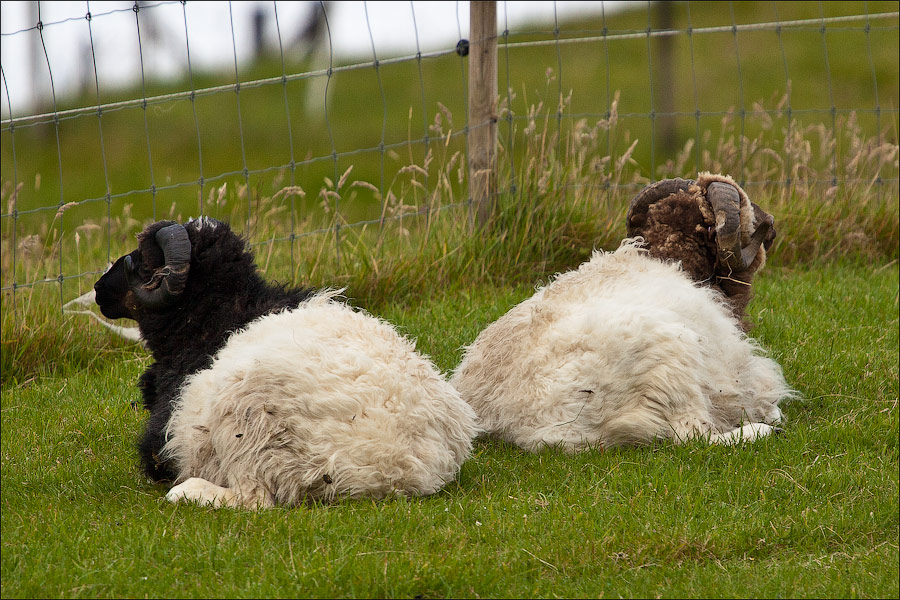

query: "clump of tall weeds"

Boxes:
[2, 92, 897, 385]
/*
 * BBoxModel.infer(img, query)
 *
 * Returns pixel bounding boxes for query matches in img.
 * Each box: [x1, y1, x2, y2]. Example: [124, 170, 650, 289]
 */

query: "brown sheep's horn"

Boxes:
[626, 177, 695, 237]
[125, 224, 191, 309]
[708, 181, 766, 273]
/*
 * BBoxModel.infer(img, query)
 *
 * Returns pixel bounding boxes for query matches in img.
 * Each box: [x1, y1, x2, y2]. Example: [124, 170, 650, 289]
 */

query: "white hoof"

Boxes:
[166, 477, 235, 508]
[711, 423, 779, 445]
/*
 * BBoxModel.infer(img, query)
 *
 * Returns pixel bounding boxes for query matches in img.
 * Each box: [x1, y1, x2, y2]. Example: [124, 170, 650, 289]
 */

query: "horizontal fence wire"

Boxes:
[5, 10, 898, 130]
[1, 1, 898, 306]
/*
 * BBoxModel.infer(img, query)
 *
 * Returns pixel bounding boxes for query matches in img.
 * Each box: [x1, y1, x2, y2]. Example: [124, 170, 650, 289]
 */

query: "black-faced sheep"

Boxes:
[94, 217, 477, 508]
[450, 173, 795, 452]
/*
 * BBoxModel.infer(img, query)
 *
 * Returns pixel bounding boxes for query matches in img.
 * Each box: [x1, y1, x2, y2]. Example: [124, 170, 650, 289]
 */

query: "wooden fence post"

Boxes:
[655, 1, 677, 154]
[468, 1, 498, 227]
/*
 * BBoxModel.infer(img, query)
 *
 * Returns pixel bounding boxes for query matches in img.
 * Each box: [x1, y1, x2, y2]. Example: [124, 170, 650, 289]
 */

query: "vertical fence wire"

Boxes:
[227, 2, 252, 232]
[180, 1, 206, 216]
[644, 2, 656, 177]
[772, 2, 795, 194]
[411, 2, 431, 224]
[320, 1, 340, 267]
[864, 2, 883, 153]
[364, 1, 387, 228]
[728, 2, 747, 186]
[553, 0, 563, 157]
[686, 2, 701, 175]
[85, 1, 113, 277]
[134, 1, 158, 225]
[600, 2, 613, 203]
[862, 1, 887, 204]
[272, 2, 298, 279]
[35, 2, 67, 310]
[456, 1, 469, 212]
[817, 1, 838, 188]
[501, 1, 516, 195]
[2, 66, 19, 313]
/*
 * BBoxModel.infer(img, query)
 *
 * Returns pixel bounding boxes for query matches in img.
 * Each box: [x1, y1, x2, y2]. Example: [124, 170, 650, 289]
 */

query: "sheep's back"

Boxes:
[164, 292, 477, 504]
[451, 242, 792, 451]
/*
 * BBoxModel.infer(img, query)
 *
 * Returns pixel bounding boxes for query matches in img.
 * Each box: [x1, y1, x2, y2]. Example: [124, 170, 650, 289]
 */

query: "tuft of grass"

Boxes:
[2, 87, 898, 384]
[0, 298, 143, 388]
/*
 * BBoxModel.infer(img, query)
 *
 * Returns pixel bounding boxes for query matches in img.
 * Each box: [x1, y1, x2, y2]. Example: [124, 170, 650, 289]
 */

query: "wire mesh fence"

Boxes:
[2, 1, 898, 314]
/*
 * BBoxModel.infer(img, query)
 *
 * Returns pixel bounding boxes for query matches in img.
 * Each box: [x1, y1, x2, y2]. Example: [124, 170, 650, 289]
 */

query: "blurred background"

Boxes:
[3, 1, 617, 112]
[1, 1, 898, 309]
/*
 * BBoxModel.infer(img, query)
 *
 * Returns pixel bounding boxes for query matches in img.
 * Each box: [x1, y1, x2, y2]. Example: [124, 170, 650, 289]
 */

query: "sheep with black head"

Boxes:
[94, 217, 477, 508]
[450, 173, 795, 453]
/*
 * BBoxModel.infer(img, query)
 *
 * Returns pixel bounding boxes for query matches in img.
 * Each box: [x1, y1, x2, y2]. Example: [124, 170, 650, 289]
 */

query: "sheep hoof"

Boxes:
[166, 477, 235, 508]
[711, 423, 779, 445]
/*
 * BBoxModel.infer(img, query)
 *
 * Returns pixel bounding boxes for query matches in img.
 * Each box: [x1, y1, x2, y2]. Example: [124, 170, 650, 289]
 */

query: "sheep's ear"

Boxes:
[626, 178, 695, 237]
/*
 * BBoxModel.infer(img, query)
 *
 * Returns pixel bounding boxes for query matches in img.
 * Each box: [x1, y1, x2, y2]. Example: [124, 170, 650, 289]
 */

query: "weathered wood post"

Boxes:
[655, 1, 677, 154]
[468, 1, 498, 227]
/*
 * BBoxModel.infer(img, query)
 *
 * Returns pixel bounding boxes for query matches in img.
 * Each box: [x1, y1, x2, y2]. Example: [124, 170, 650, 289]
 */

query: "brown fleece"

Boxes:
[629, 177, 766, 330]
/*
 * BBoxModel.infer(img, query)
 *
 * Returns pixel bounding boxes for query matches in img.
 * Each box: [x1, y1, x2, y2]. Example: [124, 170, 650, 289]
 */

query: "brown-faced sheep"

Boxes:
[625, 172, 777, 329]
[450, 173, 795, 453]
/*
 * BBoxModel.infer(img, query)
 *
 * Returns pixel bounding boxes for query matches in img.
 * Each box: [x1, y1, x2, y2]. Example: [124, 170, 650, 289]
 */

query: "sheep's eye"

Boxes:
[131, 257, 153, 279]
[125, 253, 154, 282]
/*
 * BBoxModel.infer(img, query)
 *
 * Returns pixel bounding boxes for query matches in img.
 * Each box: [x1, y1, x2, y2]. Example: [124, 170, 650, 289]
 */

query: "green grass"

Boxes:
[2, 1, 897, 241]
[2, 260, 897, 598]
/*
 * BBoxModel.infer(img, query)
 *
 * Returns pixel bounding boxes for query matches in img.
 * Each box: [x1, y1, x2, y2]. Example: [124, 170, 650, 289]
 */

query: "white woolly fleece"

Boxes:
[162, 291, 478, 507]
[450, 241, 796, 452]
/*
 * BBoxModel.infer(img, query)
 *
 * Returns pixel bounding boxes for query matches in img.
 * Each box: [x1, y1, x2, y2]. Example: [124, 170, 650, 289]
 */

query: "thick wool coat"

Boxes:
[450, 241, 794, 453]
[95, 218, 477, 507]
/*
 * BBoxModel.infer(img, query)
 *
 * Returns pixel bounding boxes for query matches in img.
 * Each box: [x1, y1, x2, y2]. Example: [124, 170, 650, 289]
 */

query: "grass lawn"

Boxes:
[2, 259, 897, 598]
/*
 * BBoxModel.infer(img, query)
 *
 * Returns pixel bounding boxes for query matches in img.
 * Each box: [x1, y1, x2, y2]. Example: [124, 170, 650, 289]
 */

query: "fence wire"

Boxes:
[1, 1, 898, 311]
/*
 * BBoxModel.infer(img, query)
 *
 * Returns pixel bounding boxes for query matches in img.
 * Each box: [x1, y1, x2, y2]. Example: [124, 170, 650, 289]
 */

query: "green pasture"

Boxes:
[2, 261, 898, 598]
[2, 1, 897, 248]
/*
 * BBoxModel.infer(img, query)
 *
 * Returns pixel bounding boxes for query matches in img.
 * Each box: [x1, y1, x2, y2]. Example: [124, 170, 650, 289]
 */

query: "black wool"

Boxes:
[95, 219, 315, 481]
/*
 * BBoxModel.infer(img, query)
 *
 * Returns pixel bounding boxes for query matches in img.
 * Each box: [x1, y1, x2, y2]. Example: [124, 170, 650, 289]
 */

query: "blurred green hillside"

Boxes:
[1, 1, 897, 278]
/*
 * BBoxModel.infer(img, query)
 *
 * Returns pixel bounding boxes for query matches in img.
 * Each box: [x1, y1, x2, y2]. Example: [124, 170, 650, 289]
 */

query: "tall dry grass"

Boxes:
[1, 93, 897, 385]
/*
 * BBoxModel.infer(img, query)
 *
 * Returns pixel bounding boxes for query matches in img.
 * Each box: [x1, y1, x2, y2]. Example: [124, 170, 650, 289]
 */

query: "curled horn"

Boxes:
[125, 224, 191, 309]
[626, 177, 695, 237]
[707, 182, 771, 272]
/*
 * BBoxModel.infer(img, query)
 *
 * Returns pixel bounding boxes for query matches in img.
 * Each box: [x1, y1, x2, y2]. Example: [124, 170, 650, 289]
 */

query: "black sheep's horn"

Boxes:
[707, 181, 767, 273]
[127, 224, 191, 309]
[626, 177, 695, 237]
